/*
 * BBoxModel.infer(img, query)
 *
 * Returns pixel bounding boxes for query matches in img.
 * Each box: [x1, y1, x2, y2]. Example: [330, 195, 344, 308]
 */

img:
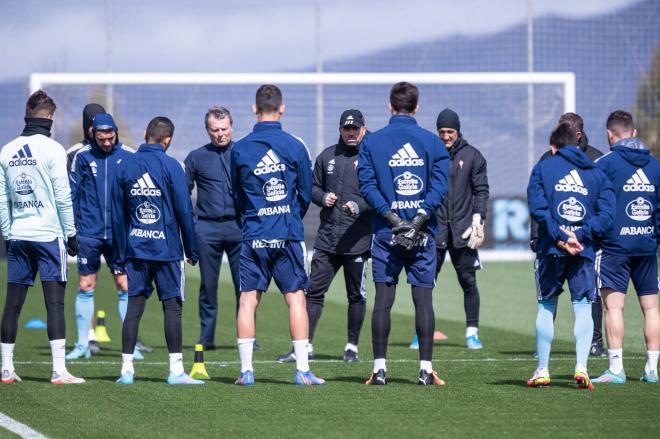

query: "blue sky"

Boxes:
[0, 0, 640, 80]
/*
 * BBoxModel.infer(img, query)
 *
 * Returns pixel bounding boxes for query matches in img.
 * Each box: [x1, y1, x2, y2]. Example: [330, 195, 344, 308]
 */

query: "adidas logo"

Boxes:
[623, 169, 655, 192]
[130, 173, 162, 196]
[254, 150, 286, 175]
[554, 170, 588, 195]
[388, 143, 424, 167]
[9, 144, 37, 167]
[344, 116, 354, 126]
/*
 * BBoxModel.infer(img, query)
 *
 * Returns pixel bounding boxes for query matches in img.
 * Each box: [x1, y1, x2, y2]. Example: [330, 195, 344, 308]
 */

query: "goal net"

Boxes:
[30, 72, 575, 252]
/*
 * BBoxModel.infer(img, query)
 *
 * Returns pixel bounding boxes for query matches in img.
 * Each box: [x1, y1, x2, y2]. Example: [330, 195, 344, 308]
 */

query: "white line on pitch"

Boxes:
[0, 412, 50, 439]
[14, 357, 644, 367]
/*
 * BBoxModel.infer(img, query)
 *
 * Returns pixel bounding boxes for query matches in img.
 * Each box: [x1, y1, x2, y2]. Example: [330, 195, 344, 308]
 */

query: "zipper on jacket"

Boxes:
[103, 155, 108, 239]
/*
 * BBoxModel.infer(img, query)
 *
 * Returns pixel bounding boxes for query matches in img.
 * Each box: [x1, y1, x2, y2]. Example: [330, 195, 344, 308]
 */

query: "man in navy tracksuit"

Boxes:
[184, 106, 249, 352]
[111, 117, 201, 385]
[526, 122, 615, 389]
[231, 84, 324, 386]
[358, 82, 449, 386]
[66, 114, 142, 360]
[592, 110, 660, 384]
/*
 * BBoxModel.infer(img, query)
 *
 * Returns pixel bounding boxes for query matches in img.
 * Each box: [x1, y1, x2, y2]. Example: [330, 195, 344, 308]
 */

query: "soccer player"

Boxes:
[530, 112, 607, 357]
[67, 103, 106, 173]
[231, 84, 324, 385]
[432, 108, 489, 350]
[185, 107, 261, 352]
[592, 110, 660, 384]
[66, 113, 145, 360]
[112, 117, 201, 385]
[526, 122, 615, 389]
[0, 90, 84, 384]
[277, 109, 373, 363]
[358, 82, 449, 385]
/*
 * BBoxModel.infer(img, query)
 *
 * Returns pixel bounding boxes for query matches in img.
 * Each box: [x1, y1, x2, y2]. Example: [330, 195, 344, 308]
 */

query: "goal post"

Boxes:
[28, 71, 575, 254]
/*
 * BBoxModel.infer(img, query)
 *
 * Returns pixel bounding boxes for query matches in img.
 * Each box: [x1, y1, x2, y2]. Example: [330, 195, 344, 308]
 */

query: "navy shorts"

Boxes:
[126, 259, 185, 301]
[534, 255, 597, 302]
[77, 236, 123, 275]
[371, 233, 437, 288]
[596, 253, 659, 296]
[7, 238, 68, 285]
[239, 240, 309, 294]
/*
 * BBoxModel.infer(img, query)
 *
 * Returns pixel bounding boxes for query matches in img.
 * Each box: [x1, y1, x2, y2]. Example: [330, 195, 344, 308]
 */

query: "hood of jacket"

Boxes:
[611, 137, 650, 167]
[91, 113, 119, 152]
[555, 145, 595, 169]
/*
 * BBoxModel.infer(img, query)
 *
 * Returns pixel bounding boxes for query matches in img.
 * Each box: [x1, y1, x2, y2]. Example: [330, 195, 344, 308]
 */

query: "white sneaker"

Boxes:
[1, 369, 22, 384]
[51, 370, 85, 384]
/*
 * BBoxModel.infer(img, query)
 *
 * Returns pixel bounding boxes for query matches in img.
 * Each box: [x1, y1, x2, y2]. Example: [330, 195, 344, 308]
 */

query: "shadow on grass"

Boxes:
[332, 375, 415, 385]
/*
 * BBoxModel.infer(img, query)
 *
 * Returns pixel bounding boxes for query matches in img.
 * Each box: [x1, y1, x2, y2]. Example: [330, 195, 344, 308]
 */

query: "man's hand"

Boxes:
[323, 192, 338, 207]
[557, 226, 583, 256]
[186, 258, 198, 266]
[343, 201, 359, 218]
[460, 213, 485, 250]
[66, 235, 79, 257]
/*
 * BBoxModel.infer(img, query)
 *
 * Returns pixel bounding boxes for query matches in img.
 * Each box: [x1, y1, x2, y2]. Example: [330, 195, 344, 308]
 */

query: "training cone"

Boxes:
[189, 344, 210, 379]
[95, 310, 111, 343]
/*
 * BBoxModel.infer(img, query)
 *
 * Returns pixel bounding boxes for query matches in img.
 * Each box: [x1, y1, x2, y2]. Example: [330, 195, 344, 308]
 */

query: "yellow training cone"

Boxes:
[95, 310, 111, 343]
[189, 344, 210, 379]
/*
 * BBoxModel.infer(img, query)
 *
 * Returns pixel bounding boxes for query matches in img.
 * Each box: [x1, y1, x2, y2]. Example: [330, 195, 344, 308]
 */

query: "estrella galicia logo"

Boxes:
[393, 172, 424, 196]
[263, 177, 287, 202]
[135, 201, 161, 225]
[13, 173, 34, 195]
[557, 197, 585, 222]
[625, 197, 652, 222]
[9, 144, 37, 167]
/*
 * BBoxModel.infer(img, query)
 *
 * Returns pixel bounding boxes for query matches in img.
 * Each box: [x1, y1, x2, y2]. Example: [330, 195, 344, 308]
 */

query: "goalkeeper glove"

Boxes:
[66, 234, 80, 257]
[393, 211, 430, 250]
[460, 213, 485, 250]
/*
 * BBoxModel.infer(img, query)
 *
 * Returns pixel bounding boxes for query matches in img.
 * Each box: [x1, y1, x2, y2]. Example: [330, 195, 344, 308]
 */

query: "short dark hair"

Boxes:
[389, 82, 418, 114]
[25, 90, 56, 118]
[205, 106, 233, 129]
[549, 122, 577, 149]
[255, 84, 282, 114]
[146, 116, 175, 144]
[558, 112, 584, 134]
[606, 110, 635, 136]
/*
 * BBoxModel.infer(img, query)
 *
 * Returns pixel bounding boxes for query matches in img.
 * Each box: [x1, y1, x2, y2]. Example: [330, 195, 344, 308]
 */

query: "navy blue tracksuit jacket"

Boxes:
[527, 146, 615, 261]
[358, 115, 449, 236]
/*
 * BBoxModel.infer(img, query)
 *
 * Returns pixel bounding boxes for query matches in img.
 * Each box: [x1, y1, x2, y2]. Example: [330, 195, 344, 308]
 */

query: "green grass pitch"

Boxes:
[0, 260, 659, 438]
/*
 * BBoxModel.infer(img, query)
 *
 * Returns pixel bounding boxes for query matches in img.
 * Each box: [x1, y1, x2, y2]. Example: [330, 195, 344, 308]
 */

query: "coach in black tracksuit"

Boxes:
[434, 109, 489, 349]
[529, 112, 606, 357]
[277, 109, 374, 363]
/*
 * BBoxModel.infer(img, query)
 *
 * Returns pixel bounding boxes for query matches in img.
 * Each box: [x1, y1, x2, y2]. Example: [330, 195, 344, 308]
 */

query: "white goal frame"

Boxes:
[30, 71, 575, 181]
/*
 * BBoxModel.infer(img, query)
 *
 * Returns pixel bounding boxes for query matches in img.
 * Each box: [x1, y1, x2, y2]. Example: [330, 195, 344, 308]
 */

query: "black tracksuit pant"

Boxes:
[306, 249, 368, 346]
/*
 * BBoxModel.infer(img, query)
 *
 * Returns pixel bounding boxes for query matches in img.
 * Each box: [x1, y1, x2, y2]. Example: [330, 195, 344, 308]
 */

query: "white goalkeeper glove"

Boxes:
[460, 213, 485, 250]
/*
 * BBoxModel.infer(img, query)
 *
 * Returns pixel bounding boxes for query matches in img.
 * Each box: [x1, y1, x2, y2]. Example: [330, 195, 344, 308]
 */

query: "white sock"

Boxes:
[420, 360, 433, 373]
[1, 343, 15, 373]
[466, 326, 478, 338]
[608, 348, 624, 374]
[345, 343, 358, 353]
[88, 328, 97, 342]
[374, 358, 387, 373]
[237, 338, 254, 373]
[49, 339, 66, 375]
[575, 363, 587, 374]
[645, 350, 659, 374]
[121, 353, 134, 375]
[293, 339, 309, 372]
[307, 343, 314, 353]
[169, 353, 184, 376]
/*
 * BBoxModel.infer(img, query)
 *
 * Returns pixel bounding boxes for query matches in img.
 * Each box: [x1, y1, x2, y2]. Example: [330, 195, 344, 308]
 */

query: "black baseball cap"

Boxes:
[339, 109, 364, 128]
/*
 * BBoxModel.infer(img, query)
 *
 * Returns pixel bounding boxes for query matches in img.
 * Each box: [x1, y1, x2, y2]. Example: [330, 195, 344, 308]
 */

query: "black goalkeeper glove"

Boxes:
[383, 211, 405, 229]
[66, 235, 80, 257]
[392, 211, 430, 250]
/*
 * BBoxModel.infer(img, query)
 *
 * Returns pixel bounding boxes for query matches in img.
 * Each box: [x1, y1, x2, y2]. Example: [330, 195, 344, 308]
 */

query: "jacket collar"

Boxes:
[389, 114, 417, 125]
[138, 143, 166, 153]
[447, 135, 467, 159]
[253, 121, 282, 131]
